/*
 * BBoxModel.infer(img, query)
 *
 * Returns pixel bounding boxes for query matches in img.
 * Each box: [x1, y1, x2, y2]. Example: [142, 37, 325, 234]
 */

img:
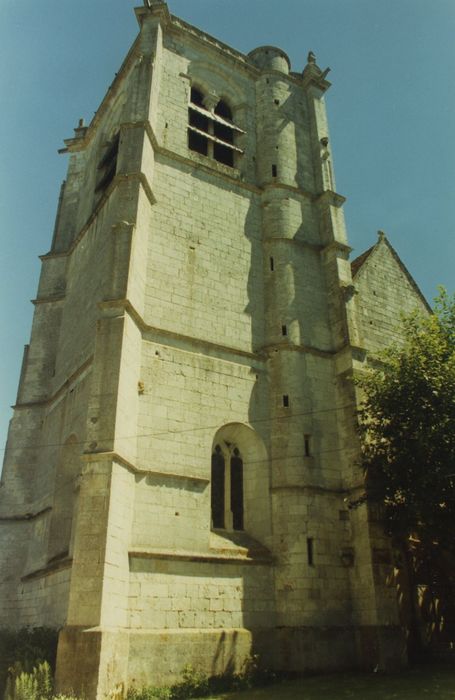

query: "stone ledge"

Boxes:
[13, 356, 93, 410]
[21, 554, 72, 582]
[0, 506, 51, 522]
[82, 450, 209, 485]
[129, 547, 273, 566]
[98, 297, 265, 366]
[32, 294, 66, 305]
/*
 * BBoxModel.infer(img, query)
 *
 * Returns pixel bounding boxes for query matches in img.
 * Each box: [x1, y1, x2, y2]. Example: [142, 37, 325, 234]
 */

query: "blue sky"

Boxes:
[0, 0, 454, 459]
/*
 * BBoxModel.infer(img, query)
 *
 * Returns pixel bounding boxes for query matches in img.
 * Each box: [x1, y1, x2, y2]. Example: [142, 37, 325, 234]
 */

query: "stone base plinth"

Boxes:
[55, 624, 407, 699]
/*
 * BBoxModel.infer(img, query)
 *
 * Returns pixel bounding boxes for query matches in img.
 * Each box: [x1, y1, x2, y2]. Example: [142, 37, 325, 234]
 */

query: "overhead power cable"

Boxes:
[0, 402, 357, 455]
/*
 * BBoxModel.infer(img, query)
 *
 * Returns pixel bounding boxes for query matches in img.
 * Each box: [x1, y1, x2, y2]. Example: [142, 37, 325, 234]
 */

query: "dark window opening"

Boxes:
[211, 445, 225, 528]
[231, 448, 244, 531]
[272, 164, 277, 177]
[98, 133, 119, 170]
[214, 142, 234, 167]
[215, 100, 233, 120]
[190, 87, 204, 106]
[214, 121, 234, 144]
[188, 130, 208, 156]
[283, 394, 289, 407]
[270, 257, 274, 271]
[95, 133, 119, 194]
[274, 99, 280, 105]
[189, 108, 209, 132]
[307, 537, 314, 566]
[188, 88, 241, 168]
[304, 434, 311, 457]
[281, 325, 287, 336]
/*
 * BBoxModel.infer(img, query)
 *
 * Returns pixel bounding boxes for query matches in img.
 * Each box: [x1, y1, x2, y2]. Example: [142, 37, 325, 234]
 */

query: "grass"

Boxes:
[199, 664, 455, 699]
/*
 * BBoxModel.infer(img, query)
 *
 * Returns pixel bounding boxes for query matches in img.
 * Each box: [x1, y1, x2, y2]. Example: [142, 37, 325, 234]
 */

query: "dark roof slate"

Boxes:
[350, 245, 375, 277]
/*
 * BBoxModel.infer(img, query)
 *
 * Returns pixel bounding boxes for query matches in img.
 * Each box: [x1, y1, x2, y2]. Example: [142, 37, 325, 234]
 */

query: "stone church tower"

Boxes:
[0, 2, 430, 697]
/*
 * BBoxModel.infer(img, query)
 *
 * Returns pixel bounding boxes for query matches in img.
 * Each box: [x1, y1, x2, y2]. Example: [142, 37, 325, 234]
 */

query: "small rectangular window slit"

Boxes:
[270, 257, 274, 271]
[281, 325, 287, 336]
[282, 395, 289, 407]
[272, 164, 277, 177]
[304, 434, 311, 457]
[307, 537, 314, 566]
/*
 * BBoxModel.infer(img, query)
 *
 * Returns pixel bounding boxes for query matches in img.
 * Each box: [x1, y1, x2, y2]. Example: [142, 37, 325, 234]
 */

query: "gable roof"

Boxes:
[351, 245, 374, 277]
[351, 231, 432, 313]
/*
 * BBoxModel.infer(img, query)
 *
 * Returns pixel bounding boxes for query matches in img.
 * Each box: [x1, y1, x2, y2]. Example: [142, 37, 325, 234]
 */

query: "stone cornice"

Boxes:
[129, 547, 273, 566]
[271, 483, 365, 497]
[316, 190, 346, 207]
[168, 19, 253, 75]
[32, 294, 66, 306]
[259, 340, 367, 366]
[13, 356, 93, 411]
[321, 241, 352, 255]
[259, 341, 336, 359]
[164, 14, 309, 89]
[263, 237, 323, 253]
[98, 297, 266, 368]
[260, 182, 314, 200]
[301, 74, 332, 94]
[82, 449, 209, 484]
[0, 506, 51, 523]
[21, 555, 72, 582]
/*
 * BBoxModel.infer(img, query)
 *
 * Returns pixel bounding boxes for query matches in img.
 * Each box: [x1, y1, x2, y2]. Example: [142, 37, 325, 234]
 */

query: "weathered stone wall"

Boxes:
[143, 162, 262, 350]
[0, 12, 149, 629]
[0, 3, 425, 696]
[0, 366, 91, 626]
[129, 558, 274, 631]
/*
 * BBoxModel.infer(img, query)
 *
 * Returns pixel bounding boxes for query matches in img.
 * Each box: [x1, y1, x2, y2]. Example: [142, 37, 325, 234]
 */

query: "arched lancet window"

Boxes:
[230, 447, 244, 531]
[213, 100, 234, 166]
[188, 87, 209, 156]
[211, 443, 244, 531]
[188, 88, 244, 167]
[211, 444, 225, 529]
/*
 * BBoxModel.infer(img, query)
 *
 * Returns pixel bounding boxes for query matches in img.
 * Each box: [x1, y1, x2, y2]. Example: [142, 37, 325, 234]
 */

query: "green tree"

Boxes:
[357, 289, 455, 552]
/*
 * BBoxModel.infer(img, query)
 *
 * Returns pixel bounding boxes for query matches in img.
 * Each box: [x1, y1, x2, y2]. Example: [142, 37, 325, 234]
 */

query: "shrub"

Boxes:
[4, 661, 52, 700]
[3, 661, 79, 700]
[127, 656, 277, 700]
[0, 630, 59, 700]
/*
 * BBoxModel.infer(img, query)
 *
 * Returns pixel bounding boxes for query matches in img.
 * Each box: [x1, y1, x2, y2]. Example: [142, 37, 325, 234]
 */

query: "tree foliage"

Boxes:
[358, 289, 455, 552]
